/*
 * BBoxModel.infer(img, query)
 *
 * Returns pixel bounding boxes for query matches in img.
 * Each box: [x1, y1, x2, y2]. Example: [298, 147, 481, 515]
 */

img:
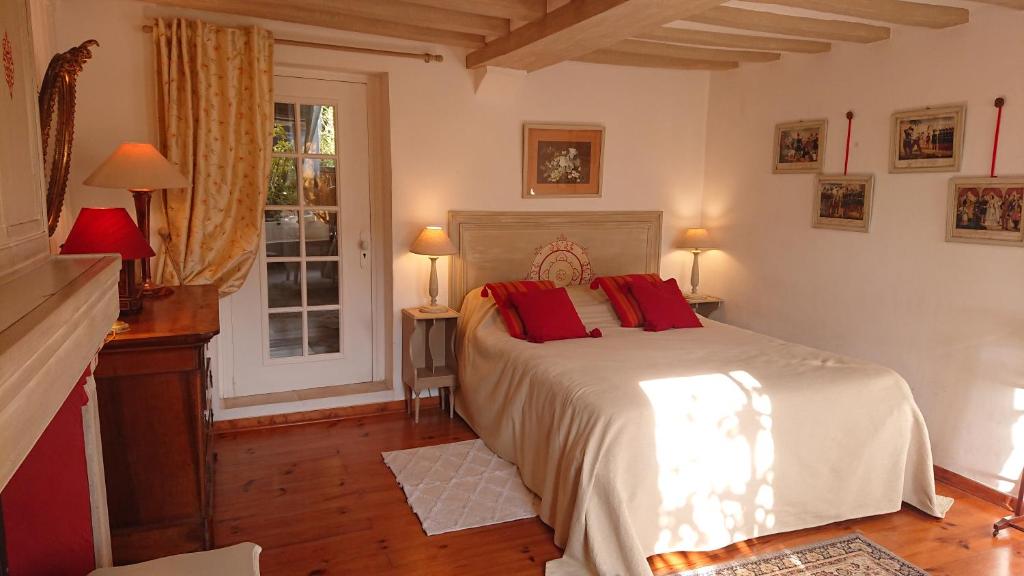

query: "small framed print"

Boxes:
[813, 174, 874, 232]
[773, 119, 826, 174]
[946, 177, 1024, 246]
[523, 123, 604, 198]
[890, 104, 966, 173]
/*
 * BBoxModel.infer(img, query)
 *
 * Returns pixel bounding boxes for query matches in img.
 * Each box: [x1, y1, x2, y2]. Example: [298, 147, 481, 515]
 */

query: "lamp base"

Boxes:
[110, 320, 131, 334]
[141, 283, 174, 298]
[119, 293, 144, 316]
[689, 249, 701, 295]
[418, 305, 449, 314]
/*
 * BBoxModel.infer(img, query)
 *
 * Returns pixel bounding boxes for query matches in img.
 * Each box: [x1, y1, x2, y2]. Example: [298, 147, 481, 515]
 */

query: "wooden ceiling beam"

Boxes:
[968, 0, 1024, 9]
[141, 0, 487, 47]
[612, 38, 780, 62]
[403, 0, 546, 22]
[686, 6, 891, 43]
[745, 0, 968, 29]
[636, 27, 830, 53]
[574, 49, 738, 71]
[466, 0, 728, 71]
[316, 0, 511, 37]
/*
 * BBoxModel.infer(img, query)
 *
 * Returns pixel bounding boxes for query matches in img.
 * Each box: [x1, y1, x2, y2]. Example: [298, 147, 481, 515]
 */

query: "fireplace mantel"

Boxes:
[0, 254, 119, 491]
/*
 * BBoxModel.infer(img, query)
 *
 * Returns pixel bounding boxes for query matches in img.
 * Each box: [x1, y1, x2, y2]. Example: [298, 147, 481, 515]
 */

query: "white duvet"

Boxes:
[455, 286, 952, 576]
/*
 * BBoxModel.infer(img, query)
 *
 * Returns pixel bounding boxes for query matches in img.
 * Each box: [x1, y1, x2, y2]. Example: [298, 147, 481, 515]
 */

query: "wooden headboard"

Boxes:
[447, 211, 662, 310]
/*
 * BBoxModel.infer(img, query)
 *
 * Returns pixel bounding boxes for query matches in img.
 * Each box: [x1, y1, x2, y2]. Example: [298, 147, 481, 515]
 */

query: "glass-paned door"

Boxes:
[230, 75, 373, 396]
[265, 101, 342, 359]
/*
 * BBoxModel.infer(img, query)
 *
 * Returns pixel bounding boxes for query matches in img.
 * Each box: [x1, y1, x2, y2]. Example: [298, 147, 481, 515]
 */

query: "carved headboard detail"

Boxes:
[447, 211, 662, 310]
[528, 235, 594, 287]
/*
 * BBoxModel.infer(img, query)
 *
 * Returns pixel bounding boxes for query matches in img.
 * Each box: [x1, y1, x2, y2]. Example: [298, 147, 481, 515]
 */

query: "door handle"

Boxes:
[359, 232, 369, 269]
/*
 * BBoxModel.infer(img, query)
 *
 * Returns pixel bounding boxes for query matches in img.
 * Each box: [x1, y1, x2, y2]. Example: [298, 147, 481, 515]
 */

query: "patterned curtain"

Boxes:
[152, 18, 273, 295]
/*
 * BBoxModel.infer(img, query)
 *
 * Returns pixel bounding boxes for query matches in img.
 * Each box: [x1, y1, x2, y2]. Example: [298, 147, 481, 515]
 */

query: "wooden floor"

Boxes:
[214, 409, 1024, 575]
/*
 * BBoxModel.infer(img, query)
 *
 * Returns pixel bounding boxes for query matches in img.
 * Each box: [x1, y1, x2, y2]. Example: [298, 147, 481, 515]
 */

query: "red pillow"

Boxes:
[482, 281, 555, 339]
[508, 288, 599, 343]
[627, 278, 703, 332]
[589, 274, 661, 327]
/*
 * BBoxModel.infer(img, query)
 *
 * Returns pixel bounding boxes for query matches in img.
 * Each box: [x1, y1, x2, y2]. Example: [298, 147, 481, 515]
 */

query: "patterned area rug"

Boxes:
[382, 439, 538, 535]
[675, 534, 928, 576]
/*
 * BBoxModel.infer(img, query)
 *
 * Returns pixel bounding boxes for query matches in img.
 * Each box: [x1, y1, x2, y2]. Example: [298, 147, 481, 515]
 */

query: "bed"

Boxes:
[448, 211, 952, 576]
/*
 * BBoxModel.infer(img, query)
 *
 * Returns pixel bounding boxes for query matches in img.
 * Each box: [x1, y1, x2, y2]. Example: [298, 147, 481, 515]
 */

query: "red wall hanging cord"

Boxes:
[843, 111, 854, 176]
[990, 97, 1005, 178]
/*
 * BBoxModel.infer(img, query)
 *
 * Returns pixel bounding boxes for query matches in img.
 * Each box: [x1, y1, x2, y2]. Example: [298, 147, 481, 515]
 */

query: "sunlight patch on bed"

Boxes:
[640, 371, 775, 552]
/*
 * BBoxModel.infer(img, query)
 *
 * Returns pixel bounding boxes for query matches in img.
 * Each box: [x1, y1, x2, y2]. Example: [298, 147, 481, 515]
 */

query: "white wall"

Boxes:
[701, 5, 1024, 492]
[55, 0, 711, 419]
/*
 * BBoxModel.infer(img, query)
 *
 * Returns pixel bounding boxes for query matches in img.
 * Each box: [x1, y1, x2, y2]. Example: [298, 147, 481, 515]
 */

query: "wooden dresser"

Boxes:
[94, 285, 219, 565]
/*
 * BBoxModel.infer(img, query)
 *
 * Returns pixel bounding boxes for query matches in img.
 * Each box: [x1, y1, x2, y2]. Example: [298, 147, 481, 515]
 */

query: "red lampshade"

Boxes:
[61, 207, 155, 259]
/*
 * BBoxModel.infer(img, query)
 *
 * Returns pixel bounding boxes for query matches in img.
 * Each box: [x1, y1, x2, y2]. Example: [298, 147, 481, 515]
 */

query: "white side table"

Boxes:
[401, 307, 460, 423]
[685, 294, 724, 317]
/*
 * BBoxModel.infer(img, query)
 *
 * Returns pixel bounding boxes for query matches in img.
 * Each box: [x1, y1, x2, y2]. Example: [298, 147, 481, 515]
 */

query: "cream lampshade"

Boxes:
[84, 142, 190, 190]
[84, 142, 190, 296]
[678, 227, 716, 295]
[410, 226, 457, 313]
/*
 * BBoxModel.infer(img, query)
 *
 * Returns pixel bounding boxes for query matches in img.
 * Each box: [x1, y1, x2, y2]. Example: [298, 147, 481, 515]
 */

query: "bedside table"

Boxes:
[685, 294, 723, 317]
[401, 307, 460, 423]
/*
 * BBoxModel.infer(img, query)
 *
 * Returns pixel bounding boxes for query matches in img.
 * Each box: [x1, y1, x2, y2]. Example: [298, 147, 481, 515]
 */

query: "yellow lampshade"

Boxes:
[410, 226, 456, 256]
[84, 142, 190, 191]
[679, 227, 715, 250]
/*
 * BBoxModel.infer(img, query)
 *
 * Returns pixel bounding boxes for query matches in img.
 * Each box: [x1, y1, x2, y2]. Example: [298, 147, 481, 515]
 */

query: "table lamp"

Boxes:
[679, 227, 715, 294]
[83, 142, 190, 296]
[61, 207, 156, 331]
[410, 226, 457, 313]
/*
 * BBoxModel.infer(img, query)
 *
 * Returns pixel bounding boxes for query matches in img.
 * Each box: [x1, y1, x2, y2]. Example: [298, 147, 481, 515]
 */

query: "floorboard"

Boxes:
[213, 410, 1024, 575]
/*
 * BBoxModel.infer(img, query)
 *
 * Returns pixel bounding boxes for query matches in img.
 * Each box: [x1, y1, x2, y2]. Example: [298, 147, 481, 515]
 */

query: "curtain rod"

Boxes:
[140, 24, 443, 63]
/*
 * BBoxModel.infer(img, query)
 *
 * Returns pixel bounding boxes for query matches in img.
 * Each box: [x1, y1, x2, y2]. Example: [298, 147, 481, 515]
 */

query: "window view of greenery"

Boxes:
[264, 103, 341, 359]
[304, 104, 335, 155]
[267, 104, 336, 212]
[267, 157, 297, 209]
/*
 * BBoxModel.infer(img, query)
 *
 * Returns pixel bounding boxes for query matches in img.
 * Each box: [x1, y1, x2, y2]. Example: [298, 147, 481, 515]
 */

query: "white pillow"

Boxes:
[565, 285, 621, 332]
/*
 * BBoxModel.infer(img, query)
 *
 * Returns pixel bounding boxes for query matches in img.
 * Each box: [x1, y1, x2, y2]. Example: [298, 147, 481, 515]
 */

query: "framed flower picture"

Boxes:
[523, 123, 604, 198]
[890, 104, 966, 173]
[946, 177, 1024, 246]
[773, 119, 826, 174]
[813, 174, 874, 232]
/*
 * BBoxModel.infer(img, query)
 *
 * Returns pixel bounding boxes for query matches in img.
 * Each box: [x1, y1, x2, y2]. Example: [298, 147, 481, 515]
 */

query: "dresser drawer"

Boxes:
[95, 346, 201, 377]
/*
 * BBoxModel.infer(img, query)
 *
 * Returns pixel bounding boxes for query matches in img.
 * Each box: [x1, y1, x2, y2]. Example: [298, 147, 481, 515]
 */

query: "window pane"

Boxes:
[273, 103, 296, 152]
[302, 159, 337, 206]
[269, 312, 302, 358]
[268, 158, 298, 205]
[299, 104, 335, 155]
[308, 310, 340, 355]
[267, 262, 301, 308]
[304, 211, 337, 257]
[306, 261, 339, 306]
[264, 210, 299, 257]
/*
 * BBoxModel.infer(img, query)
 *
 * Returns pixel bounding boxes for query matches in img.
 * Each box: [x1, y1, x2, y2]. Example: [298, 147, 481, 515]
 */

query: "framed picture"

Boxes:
[946, 177, 1024, 246]
[813, 174, 874, 232]
[772, 119, 826, 173]
[890, 104, 966, 173]
[523, 123, 604, 198]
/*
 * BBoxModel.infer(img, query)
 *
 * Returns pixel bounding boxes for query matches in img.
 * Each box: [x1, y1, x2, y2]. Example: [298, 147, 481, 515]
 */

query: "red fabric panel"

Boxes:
[481, 280, 555, 339]
[628, 278, 703, 332]
[590, 273, 661, 327]
[508, 287, 592, 343]
[2, 372, 95, 576]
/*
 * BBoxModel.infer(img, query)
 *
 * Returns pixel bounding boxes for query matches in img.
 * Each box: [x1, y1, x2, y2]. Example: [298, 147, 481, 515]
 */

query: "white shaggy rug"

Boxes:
[382, 439, 539, 535]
